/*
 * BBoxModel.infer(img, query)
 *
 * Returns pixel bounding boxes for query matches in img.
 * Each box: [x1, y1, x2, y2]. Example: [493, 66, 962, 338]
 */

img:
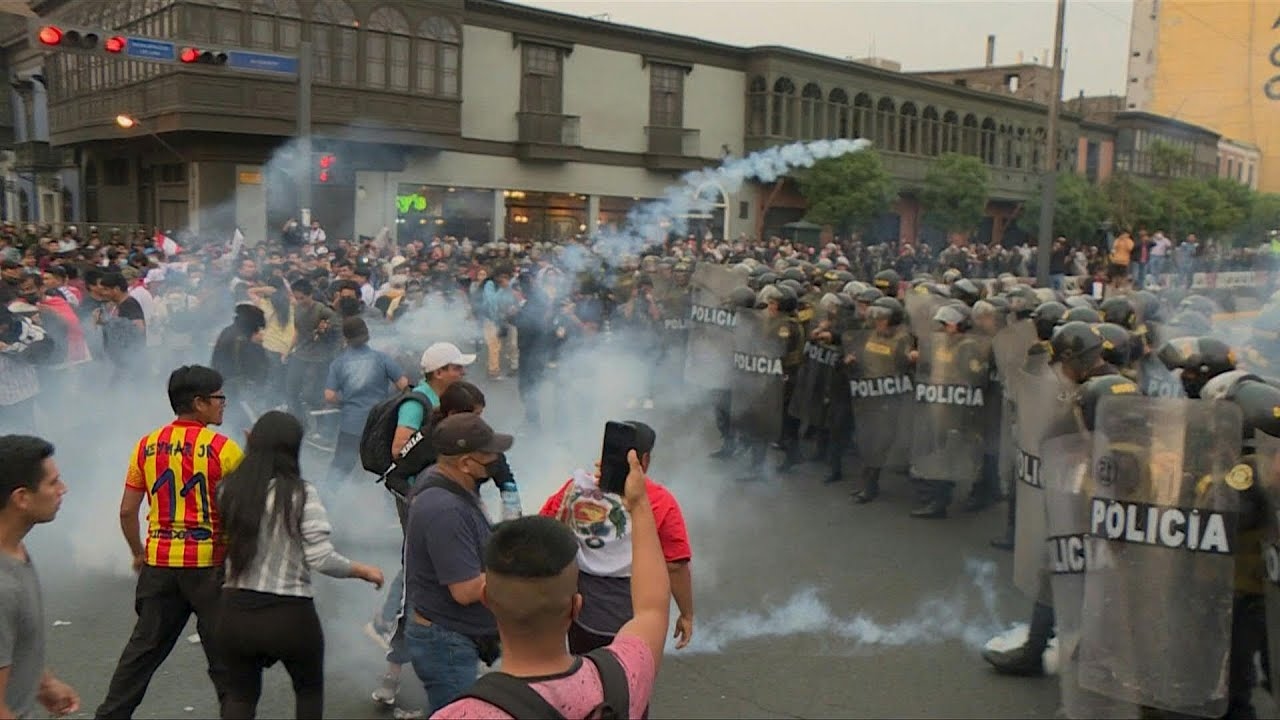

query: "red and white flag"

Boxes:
[154, 229, 181, 257]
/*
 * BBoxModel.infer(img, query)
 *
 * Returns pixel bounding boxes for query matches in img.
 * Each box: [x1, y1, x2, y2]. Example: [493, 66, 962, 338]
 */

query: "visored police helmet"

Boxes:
[1077, 374, 1142, 432]
[1032, 301, 1068, 341]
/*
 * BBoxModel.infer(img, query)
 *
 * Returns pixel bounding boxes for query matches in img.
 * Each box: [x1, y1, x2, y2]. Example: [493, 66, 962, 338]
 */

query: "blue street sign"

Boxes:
[125, 36, 174, 61]
[227, 51, 298, 76]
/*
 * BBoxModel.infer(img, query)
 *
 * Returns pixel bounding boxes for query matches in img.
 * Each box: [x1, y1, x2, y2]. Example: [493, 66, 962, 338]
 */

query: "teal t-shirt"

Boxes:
[396, 382, 440, 430]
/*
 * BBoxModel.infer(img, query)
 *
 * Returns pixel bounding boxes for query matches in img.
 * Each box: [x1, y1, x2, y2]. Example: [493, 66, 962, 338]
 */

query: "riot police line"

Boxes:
[652, 256, 1280, 718]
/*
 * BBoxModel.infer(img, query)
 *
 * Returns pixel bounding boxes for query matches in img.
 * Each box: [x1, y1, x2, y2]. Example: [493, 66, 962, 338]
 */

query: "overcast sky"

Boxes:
[511, 0, 1134, 99]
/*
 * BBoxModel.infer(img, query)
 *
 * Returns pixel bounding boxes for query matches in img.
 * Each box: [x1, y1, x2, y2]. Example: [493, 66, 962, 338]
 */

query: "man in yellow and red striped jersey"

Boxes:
[95, 365, 244, 719]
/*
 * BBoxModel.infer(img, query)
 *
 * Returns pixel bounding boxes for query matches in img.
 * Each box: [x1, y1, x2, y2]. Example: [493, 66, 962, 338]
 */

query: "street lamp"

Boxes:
[114, 113, 186, 163]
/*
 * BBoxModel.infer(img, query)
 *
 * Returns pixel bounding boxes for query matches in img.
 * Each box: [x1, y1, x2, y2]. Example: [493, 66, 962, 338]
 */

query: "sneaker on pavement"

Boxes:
[372, 673, 398, 707]
[392, 708, 426, 720]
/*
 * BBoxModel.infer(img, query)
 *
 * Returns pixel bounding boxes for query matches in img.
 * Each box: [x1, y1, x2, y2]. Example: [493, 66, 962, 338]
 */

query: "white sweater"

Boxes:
[224, 481, 353, 597]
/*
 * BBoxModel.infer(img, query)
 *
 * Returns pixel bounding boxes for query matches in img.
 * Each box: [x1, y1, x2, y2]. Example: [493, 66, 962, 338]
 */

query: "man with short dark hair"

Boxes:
[95, 366, 244, 719]
[434, 449, 667, 719]
[404, 412, 511, 714]
[0, 435, 78, 719]
[323, 317, 408, 487]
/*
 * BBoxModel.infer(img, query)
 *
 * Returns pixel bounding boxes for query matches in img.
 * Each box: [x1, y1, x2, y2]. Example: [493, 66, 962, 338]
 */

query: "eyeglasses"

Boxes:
[202, 394, 228, 403]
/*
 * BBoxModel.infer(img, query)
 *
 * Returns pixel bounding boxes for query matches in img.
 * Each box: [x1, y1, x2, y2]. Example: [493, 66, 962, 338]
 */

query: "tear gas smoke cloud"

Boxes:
[683, 559, 1004, 654]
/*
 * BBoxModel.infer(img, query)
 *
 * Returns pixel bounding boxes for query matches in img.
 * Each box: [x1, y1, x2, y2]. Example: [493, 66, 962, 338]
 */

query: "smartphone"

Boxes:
[599, 421, 638, 496]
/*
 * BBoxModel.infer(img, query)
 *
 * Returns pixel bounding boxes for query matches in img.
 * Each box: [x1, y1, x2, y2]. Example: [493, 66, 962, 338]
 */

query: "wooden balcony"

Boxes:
[644, 126, 704, 171]
[515, 112, 580, 162]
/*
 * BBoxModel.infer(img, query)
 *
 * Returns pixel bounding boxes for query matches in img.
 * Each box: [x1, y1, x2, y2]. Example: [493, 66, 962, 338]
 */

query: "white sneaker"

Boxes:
[372, 674, 398, 707]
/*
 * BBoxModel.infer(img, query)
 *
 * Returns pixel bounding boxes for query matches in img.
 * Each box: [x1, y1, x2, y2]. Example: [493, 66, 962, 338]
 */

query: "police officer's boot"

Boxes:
[851, 467, 880, 503]
[910, 479, 951, 519]
[736, 443, 770, 482]
[709, 430, 736, 460]
[824, 451, 843, 485]
[981, 602, 1052, 676]
[776, 418, 802, 472]
[962, 455, 1000, 512]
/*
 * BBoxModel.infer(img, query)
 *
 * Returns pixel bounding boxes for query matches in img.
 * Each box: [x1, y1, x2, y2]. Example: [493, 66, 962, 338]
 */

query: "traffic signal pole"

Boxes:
[297, 40, 312, 227]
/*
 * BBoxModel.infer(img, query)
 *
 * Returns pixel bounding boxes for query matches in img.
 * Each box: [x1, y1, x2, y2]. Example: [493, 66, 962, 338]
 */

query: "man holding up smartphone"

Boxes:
[538, 422, 694, 657]
[433, 449, 669, 718]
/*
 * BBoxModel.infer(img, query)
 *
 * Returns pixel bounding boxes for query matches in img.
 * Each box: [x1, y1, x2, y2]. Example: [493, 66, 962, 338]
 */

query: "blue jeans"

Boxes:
[405, 621, 479, 714]
[378, 568, 411, 665]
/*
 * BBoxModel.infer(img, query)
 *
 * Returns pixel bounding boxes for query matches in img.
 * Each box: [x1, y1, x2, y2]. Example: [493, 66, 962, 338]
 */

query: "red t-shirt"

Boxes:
[540, 475, 691, 572]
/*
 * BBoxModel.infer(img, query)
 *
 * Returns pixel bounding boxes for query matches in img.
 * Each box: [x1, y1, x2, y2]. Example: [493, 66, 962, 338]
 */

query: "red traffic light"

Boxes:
[319, 154, 335, 169]
[180, 47, 228, 65]
[104, 36, 126, 53]
[37, 25, 62, 46]
[179, 47, 199, 63]
[318, 170, 331, 183]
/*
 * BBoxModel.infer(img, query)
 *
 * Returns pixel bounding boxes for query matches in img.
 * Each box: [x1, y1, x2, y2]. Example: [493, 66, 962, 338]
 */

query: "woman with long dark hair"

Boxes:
[216, 411, 384, 719]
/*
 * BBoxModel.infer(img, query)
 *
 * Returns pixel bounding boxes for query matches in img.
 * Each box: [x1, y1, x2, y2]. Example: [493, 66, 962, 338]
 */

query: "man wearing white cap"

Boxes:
[390, 342, 477, 460]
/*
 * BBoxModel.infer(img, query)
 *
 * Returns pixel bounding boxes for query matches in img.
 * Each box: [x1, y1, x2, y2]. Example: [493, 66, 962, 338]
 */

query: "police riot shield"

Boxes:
[905, 291, 945, 357]
[992, 319, 1038, 392]
[1012, 362, 1078, 598]
[684, 264, 740, 390]
[729, 308, 787, 442]
[848, 327, 914, 470]
[1256, 431, 1280, 701]
[658, 285, 692, 378]
[908, 331, 991, 483]
[787, 337, 840, 430]
[1042, 432, 1141, 720]
[1137, 354, 1186, 398]
[1080, 396, 1243, 717]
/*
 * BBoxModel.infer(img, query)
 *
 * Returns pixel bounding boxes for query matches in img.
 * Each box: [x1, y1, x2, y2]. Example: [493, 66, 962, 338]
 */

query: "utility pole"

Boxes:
[297, 40, 312, 227]
[1035, 0, 1067, 288]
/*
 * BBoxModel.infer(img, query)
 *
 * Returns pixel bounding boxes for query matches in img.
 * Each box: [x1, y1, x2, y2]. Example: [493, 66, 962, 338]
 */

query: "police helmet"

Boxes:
[1167, 309, 1213, 338]
[815, 258, 834, 273]
[843, 280, 871, 298]
[673, 262, 692, 275]
[1178, 294, 1218, 318]
[779, 278, 805, 296]
[951, 278, 983, 306]
[757, 271, 779, 287]
[1200, 370, 1264, 403]
[1156, 336, 1237, 398]
[1033, 287, 1060, 305]
[1006, 286, 1040, 319]
[1063, 306, 1102, 324]
[818, 292, 843, 316]
[1032, 301, 1068, 341]
[1065, 294, 1098, 311]
[868, 296, 905, 325]
[942, 268, 963, 284]
[728, 286, 757, 309]
[1099, 297, 1138, 330]
[756, 284, 784, 308]
[873, 269, 901, 294]
[775, 284, 800, 313]
[933, 302, 972, 330]
[835, 270, 855, 283]
[1219, 377, 1280, 440]
[1095, 323, 1132, 368]
[1130, 290, 1163, 324]
[855, 287, 884, 304]
[1077, 374, 1142, 432]
[1049, 321, 1104, 367]
[972, 298, 1008, 327]
[782, 267, 807, 283]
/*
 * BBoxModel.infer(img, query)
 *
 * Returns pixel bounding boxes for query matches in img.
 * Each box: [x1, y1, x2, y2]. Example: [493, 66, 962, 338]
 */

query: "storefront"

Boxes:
[394, 184, 496, 243]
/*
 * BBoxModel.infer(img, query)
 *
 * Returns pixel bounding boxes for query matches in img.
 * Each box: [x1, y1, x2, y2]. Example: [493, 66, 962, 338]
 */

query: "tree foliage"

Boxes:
[1102, 172, 1162, 232]
[920, 153, 991, 234]
[1020, 171, 1109, 243]
[795, 151, 897, 233]
[1147, 138, 1194, 178]
[1154, 177, 1246, 238]
[1247, 192, 1280, 239]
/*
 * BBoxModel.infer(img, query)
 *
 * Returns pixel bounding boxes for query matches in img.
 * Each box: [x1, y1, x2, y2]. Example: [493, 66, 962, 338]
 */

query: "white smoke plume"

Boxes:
[683, 558, 1004, 654]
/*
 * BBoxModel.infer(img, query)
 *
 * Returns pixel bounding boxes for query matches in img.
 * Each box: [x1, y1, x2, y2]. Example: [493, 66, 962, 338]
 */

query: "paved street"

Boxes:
[29, 364, 1068, 720]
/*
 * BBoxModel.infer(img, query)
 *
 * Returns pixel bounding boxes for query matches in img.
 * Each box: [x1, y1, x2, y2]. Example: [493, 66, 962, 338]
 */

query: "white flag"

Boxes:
[230, 228, 245, 258]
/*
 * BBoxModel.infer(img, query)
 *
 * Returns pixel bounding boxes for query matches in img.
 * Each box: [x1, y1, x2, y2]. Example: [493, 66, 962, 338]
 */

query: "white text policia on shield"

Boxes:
[1089, 499, 1233, 555]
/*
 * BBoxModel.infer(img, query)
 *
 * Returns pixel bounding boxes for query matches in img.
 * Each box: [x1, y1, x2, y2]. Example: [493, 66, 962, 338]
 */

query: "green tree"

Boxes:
[795, 151, 897, 233]
[1247, 192, 1280, 241]
[1102, 172, 1161, 232]
[1020, 172, 1109, 243]
[920, 153, 990, 235]
[1147, 138, 1194, 178]
[1153, 178, 1245, 238]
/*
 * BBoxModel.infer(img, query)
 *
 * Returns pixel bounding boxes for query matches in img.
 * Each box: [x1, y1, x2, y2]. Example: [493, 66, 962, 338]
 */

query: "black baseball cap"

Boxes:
[432, 413, 514, 456]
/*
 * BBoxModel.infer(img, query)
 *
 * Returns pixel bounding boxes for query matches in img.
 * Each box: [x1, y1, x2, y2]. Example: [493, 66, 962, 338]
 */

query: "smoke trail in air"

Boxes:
[683, 558, 1004, 654]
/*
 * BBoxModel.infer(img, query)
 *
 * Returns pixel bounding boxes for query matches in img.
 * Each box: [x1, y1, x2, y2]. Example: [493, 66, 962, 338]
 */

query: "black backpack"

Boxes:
[462, 647, 631, 719]
[359, 390, 432, 479]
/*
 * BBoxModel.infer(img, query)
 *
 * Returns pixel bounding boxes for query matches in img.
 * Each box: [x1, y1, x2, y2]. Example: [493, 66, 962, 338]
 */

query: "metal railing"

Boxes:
[645, 126, 700, 156]
[517, 112, 581, 146]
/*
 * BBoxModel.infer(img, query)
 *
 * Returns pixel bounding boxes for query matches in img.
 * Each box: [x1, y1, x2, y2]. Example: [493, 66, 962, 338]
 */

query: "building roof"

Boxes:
[1113, 111, 1220, 140]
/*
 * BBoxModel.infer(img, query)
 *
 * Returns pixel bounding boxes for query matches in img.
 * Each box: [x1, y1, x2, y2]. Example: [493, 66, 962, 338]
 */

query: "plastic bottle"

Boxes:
[500, 481, 523, 521]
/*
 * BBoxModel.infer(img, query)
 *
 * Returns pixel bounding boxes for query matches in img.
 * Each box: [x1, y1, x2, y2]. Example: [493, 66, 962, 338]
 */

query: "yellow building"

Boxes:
[1127, 0, 1280, 190]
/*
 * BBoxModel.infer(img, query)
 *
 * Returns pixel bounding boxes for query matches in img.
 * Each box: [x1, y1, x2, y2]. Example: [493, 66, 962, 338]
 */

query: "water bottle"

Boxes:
[500, 481, 523, 521]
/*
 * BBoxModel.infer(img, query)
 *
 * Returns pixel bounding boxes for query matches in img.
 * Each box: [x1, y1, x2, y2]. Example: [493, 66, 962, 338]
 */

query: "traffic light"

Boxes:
[316, 154, 335, 184]
[179, 47, 228, 65]
[33, 25, 101, 51]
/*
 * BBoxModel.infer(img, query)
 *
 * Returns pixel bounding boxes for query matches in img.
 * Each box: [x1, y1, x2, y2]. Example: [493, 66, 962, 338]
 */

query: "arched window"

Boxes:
[875, 97, 895, 150]
[799, 83, 823, 140]
[898, 102, 919, 154]
[852, 93, 872, 140]
[771, 77, 796, 137]
[416, 16, 460, 97]
[828, 88, 850, 139]
[962, 114, 979, 156]
[249, 0, 301, 51]
[747, 76, 768, 136]
[311, 0, 357, 86]
[922, 106, 940, 156]
[365, 7, 410, 91]
[941, 110, 959, 154]
[980, 118, 997, 165]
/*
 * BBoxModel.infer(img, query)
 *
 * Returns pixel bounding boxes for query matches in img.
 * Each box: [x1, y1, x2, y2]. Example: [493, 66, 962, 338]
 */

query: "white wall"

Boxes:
[461, 26, 521, 142]
[1126, 0, 1159, 110]
[686, 64, 746, 158]
[563, 45, 649, 153]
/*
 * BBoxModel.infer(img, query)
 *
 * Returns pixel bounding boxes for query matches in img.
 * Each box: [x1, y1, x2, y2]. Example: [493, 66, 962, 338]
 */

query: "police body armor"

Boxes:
[684, 265, 740, 390]
[1256, 430, 1280, 699]
[1079, 396, 1243, 717]
[908, 330, 991, 484]
[1012, 363, 1078, 599]
[1041, 432, 1140, 720]
[787, 336, 841, 430]
[729, 308, 788, 442]
[848, 326, 914, 470]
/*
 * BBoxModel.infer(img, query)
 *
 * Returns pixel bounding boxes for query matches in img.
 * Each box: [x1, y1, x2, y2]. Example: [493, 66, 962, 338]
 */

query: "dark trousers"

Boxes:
[779, 380, 800, 458]
[324, 432, 363, 486]
[215, 591, 325, 720]
[285, 357, 328, 420]
[827, 400, 853, 477]
[95, 565, 228, 719]
[712, 389, 732, 445]
[1226, 594, 1265, 720]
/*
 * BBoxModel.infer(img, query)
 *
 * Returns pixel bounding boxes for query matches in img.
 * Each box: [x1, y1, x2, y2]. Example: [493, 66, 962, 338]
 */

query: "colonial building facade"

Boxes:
[1, 0, 1119, 245]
